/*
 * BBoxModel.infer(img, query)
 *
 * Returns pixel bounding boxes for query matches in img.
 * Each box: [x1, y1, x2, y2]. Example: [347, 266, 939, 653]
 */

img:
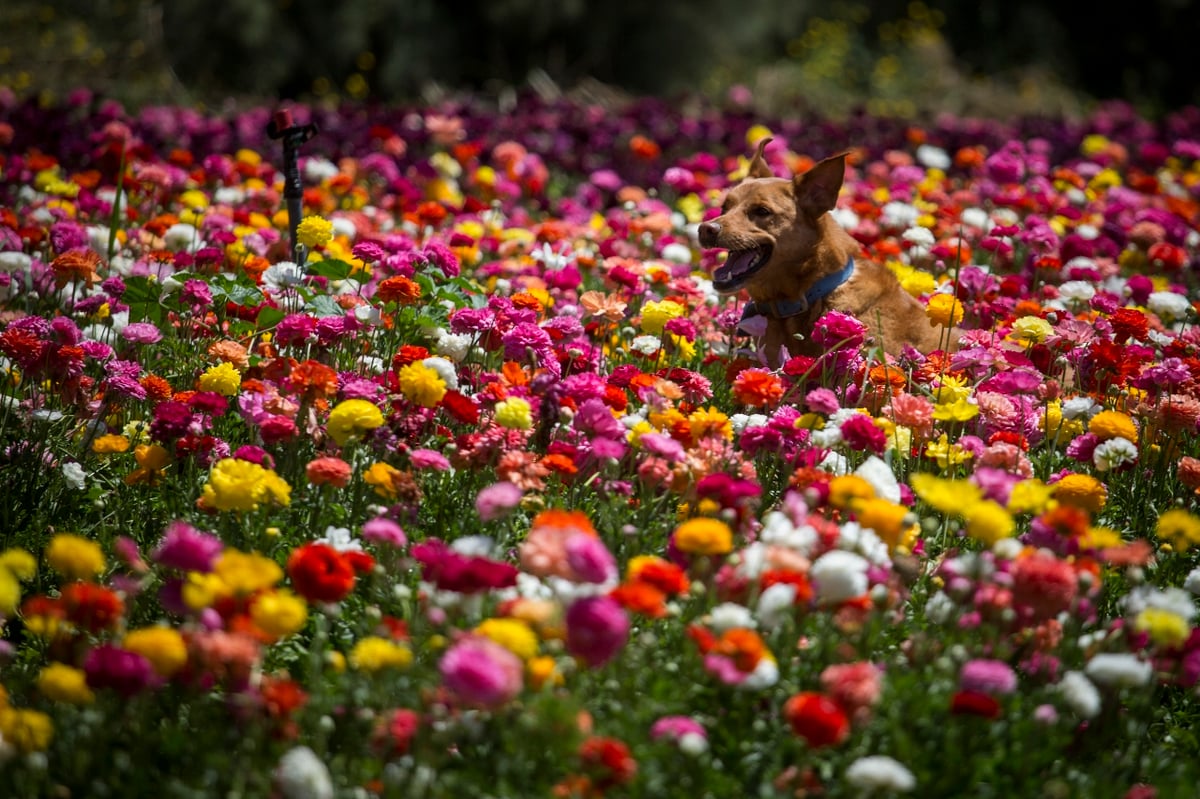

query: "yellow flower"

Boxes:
[296, 215, 334, 248]
[930, 374, 970, 404]
[1006, 479, 1058, 515]
[1041, 401, 1084, 445]
[363, 461, 402, 499]
[123, 627, 189, 677]
[1079, 526, 1122, 550]
[46, 533, 106, 581]
[1051, 474, 1107, 513]
[856, 498, 917, 552]
[349, 636, 413, 672]
[640, 300, 687, 335]
[494, 397, 533, 430]
[0, 570, 19, 616]
[1088, 410, 1138, 443]
[1157, 509, 1200, 552]
[527, 655, 563, 690]
[0, 707, 54, 753]
[250, 589, 309, 639]
[932, 397, 980, 423]
[198, 361, 242, 396]
[910, 473, 981, 515]
[181, 571, 225, 610]
[1008, 316, 1053, 345]
[92, 434, 131, 455]
[398, 361, 448, 408]
[214, 549, 284, 595]
[923, 434, 973, 469]
[326, 398, 385, 446]
[673, 517, 734, 556]
[828, 475, 875, 509]
[687, 407, 733, 442]
[925, 293, 964, 327]
[201, 458, 292, 512]
[37, 663, 94, 705]
[0, 549, 36, 581]
[476, 617, 539, 660]
[1134, 608, 1191, 649]
[962, 500, 1015, 546]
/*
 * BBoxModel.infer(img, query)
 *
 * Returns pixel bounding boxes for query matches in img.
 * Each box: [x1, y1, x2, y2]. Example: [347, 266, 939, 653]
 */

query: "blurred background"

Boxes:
[1, 0, 1197, 116]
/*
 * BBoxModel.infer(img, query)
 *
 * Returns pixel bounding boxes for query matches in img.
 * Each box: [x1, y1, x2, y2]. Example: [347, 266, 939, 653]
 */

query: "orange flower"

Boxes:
[715, 628, 768, 672]
[579, 291, 627, 323]
[139, 374, 173, 402]
[125, 444, 171, 485]
[731, 368, 785, 408]
[207, 340, 250, 370]
[609, 581, 668, 618]
[540, 453, 578, 477]
[288, 360, 338, 401]
[868, 363, 908, 389]
[629, 135, 660, 160]
[50, 249, 103, 289]
[376, 276, 422, 305]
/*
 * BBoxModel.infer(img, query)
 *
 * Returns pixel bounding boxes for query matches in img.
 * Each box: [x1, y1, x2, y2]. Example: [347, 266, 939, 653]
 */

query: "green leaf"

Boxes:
[256, 305, 286, 330]
[306, 294, 343, 318]
[308, 259, 355, 281]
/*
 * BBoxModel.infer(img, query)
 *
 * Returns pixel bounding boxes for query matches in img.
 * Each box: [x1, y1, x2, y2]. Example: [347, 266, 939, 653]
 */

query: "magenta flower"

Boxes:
[565, 596, 629, 668]
[409, 448, 451, 471]
[439, 636, 523, 707]
[960, 659, 1018, 696]
[564, 534, 617, 584]
[84, 644, 158, 697]
[475, 481, 524, 522]
[121, 322, 163, 344]
[153, 520, 223, 572]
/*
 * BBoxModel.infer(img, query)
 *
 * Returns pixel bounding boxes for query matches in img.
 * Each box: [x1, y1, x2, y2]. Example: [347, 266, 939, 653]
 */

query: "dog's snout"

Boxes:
[698, 220, 721, 247]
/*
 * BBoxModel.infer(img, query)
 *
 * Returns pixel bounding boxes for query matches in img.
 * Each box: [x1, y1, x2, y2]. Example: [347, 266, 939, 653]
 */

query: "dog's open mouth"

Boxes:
[711, 247, 771, 292]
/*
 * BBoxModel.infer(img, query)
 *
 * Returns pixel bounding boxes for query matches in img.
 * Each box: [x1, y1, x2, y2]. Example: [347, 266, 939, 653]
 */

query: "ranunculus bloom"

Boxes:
[783, 691, 850, 748]
[565, 596, 629, 668]
[84, 643, 158, 697]
[153, 521, 223, 572]
[306, 456, 353, 488]
[439, 636, 524, 707]
[286, 543, 357, 604]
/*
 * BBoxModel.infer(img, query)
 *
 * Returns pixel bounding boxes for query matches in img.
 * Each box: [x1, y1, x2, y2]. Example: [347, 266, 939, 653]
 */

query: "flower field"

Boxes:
[2, 89, 1200, 797]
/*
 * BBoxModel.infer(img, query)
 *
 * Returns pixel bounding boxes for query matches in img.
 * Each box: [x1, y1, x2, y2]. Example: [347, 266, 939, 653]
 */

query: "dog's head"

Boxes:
[698, 139, 847, 294]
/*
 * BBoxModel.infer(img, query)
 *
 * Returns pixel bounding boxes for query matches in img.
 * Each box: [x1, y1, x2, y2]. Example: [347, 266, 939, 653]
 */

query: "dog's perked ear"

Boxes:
[744, 137, 775, 180]
[793, 152, 848, 220]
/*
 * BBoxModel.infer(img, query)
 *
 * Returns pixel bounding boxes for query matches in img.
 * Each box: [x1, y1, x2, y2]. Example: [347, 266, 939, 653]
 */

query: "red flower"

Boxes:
[61, 582, 126, 633]
[1109, 308, 1150, 343]
[287, 543, 357, 603]
[410, 539, 518, 594]
[950, 689, 1002, 719]
[579, 736, 637, 789]
[782, 692, 850, 748]
[440, 390, 480, 425]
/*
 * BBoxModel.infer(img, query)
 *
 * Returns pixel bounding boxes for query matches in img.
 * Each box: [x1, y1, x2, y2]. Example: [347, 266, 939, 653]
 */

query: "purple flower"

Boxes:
[153, 521, 223, 572]
[565, 596, 629, 668]
[84, 644, 158, 697]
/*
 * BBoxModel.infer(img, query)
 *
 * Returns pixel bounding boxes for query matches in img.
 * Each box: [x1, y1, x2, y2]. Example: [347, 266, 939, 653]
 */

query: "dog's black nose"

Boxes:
[698, 220, 721, 247]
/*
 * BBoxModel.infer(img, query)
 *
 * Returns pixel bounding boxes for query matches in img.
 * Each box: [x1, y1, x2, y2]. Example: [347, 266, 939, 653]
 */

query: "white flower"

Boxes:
[837, 522, 890, 566]
[421, 356, 459, 390]
[531, 242, 572, 270]
[845, 755, 916, 794]
[163, 222, 202, 253]
[855, 455, 901, 503]
[809, 427, 843, 449]
[630, 335, 661, 356]
[880, 201, 919, 230]
[830, 207, 860, 230]
[1060, 397, 1100, 420]
[317, 526, 363, 552]
[810, 550, 869, 604]
[817, 451, 849, 475]
[759, 511, 818, 555]
[1058, 280, 1096, 304]
[450, 535, 494, 557]
[0, 251, 32, 274]
[924, 590, 956, 624]
[1058, 670, 1101, 718]
[1093, 437, 1138, 472]
[214, 186, 246, 205]
[730, 412, 769, 434]
[263, 261, 305, 294]
[1123, 586, 1197, 620]
[275, 746, 333, 799]
[1147, 290, 1190, 322]
[902, 226, 935, 247]
[739, 656, 779, 690]
[1185, 567, 1200, 596]
[916, 144, 951, 170]
[707, 601, 756, 633]
[678, 732, 709, 756]
[959, 207, 992, 232]
[434, 331, 473, 362]
[1085, 653, 1153, 688]
[661, 242, 692, 264]
[304, 157, 340, 183]
[992, 537, 1023, 560]
[61, 462, 87, 490]
[756, 582, 797, 629]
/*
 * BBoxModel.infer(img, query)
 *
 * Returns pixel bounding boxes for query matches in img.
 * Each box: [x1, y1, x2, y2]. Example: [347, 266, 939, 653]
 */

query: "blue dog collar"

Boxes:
[741, 255, 855, 320]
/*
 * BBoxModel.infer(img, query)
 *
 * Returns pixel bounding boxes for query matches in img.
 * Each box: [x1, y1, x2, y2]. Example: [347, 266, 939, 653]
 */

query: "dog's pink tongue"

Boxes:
[722, 250, 759, 278]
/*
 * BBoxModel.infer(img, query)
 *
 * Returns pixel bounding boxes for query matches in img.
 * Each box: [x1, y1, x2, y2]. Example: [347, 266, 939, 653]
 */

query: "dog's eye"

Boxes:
[751, 205, 772, 218]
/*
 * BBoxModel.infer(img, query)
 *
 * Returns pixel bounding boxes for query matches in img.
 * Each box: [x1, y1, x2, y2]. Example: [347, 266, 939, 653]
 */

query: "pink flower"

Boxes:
[650, 715, 706, 744]
[885, 393, 934, 437]
[306, 456, 353, 488]
[84, 644, 158, 697]
[960, 659, 1018, 696]
[475, 481, 524, 522]
[565, 596, 629, 668]
[153, 521, 222, 572]
[565, 534, 617, 584]
[819, 661, 883, 718]
[409, 448, 451, 471]
[440, 637, 524, 707]
[362, 517, 407, 548]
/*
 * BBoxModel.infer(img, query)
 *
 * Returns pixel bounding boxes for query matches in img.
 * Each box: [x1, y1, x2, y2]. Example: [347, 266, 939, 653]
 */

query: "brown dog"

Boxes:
[698, 139, 952, 366]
